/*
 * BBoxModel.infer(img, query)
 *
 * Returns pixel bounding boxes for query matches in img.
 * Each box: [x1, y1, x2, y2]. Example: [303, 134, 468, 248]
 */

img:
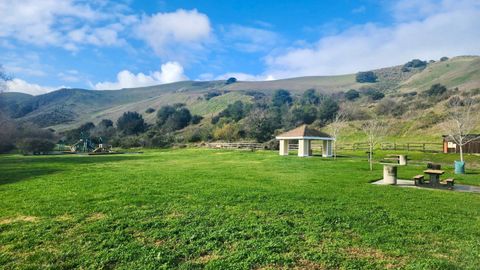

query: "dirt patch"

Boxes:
[55, 214, 74, 222]
[293, 259, 326, 270]
[132, 231, 165, 247]
[0, 215, 39, 225]
[166, 211, 183, 219]
[191, 253, 220, 264]
[344, 247, 403, 269]
[86, 212, 106, 221]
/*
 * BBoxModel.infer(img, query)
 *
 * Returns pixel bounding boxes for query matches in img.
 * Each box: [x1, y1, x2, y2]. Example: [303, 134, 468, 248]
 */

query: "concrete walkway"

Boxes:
[372, 179, 480, 193]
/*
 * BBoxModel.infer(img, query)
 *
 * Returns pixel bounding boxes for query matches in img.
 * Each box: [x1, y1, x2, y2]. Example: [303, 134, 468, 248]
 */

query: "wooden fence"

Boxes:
[337, 142, 442, 152]
[202, 141, 443, 153]
[204, 142, 265, 150]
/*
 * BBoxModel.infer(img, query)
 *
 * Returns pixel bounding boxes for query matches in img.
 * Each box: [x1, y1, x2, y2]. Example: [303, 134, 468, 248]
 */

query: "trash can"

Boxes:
[454, 161, 465, 174]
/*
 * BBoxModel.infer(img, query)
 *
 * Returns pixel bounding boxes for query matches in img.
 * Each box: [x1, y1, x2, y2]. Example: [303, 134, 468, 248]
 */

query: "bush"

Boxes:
[376, 99, 406, 117]
[355, 71, 377, 83]
[118, 136, 144, 148]
[425, 84, 447, 96]
[362, 88, 385, 100]
[116, 111, 146, 135]
[213, 123, 238, 142]
[191, 115, 203, 124]
[145, 108, 155, 114]
[440, 56, 449, 61]
[17, 138, 55, 154]
[345, 89, 360, 100]
[204, 91, 222, 100]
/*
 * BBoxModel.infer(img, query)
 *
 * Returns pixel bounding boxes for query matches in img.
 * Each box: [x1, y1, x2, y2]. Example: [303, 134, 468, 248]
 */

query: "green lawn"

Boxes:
[1, 149, 479, 269]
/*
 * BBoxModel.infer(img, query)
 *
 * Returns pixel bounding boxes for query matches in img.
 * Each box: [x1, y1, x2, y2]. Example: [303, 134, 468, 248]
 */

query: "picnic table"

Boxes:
[386, 154, 407, 165]
[424, 169, 444, 186]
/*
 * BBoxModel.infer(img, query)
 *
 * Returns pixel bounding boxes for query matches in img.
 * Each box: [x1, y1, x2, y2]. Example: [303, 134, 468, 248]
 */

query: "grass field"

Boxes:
[1, 149, 479, 269]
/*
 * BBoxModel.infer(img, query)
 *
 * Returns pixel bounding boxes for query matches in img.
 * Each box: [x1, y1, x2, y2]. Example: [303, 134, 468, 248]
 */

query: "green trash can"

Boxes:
[454, 161, 465, 174]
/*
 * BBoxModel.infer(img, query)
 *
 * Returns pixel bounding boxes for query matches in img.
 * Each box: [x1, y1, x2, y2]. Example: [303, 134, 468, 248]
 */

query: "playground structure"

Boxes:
[68, 133, 115, 154]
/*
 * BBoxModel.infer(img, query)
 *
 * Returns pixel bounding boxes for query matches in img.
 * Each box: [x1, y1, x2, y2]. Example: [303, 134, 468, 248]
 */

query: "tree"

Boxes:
[301, 89, 320, 105]
[213, 123, 238, 142]
[156, 105, 176, 126]
[360, 118, 388, 171]
[328, 110, 346, 160]
[226, 77, 237, 84]
[440, 56, 449, 61]
[244, 108, 277, 142]
[116, 111, 146, 135]
[99, 119, 113, 128]
[402, 59, 427, 72]
[219, 101, 246, 121]
[355, 71, 377, 83]
[441, 97, 480, 166]
[345, 89, 360, 101]
[272, 89, 292, 107]
[318, 97, 339, 122]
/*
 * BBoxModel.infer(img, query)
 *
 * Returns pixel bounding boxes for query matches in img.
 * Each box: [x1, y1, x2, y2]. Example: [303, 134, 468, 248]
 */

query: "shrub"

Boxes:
[191, 115, 203, 124]
[376, 99, 406, 117]
[440, 56, 449, 61]
[425, 84, 447, 96]
[362, 88, 385, 100]
[204, 91, 222, 100]
[345, 89, 360, 100]
[145, 108, 155, 114]
[213, 123, 238, 142]
[355, 71, 377, 83]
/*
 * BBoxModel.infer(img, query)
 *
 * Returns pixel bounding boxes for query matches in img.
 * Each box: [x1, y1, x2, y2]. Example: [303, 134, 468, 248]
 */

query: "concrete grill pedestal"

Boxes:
[383, 165, 398, 185]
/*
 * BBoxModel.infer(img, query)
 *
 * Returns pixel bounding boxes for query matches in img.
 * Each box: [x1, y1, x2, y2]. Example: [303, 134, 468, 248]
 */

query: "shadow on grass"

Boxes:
[0, 154, 152, 186]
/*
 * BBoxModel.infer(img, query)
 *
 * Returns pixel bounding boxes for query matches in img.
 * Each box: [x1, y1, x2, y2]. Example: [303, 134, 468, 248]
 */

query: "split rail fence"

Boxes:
[203, 142, 442, 153]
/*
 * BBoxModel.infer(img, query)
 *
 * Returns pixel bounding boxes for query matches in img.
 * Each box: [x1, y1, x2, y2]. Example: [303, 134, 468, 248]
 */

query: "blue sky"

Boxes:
[1, 0, 480, 94]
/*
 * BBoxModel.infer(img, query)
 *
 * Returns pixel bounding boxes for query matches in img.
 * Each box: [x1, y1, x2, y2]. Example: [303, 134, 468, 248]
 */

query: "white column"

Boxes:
[322, 140, 333, 157]
[298, 139, 310, 157]
[279, 139, 289, 156]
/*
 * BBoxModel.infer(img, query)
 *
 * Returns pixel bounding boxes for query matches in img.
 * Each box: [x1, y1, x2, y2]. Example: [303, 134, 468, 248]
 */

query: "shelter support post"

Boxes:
[279, 139, 289, 156]
[322, 140, 333, 157]
[298, 139, 311, 157]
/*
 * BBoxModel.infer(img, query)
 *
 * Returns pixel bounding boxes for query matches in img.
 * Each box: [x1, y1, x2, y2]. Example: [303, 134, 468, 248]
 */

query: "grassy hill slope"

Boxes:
[1, 56, 479, 135]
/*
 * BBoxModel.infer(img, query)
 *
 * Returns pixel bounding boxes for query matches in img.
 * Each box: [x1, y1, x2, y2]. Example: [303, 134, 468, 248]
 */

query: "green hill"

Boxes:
[1, 56, 479, 137]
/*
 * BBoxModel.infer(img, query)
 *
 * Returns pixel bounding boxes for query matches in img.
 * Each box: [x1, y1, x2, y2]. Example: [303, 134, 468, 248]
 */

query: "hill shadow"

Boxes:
[0, 154, 152, 186]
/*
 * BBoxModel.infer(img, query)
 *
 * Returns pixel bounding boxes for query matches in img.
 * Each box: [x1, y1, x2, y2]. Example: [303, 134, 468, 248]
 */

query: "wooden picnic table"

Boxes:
[424, 169, 444, 186]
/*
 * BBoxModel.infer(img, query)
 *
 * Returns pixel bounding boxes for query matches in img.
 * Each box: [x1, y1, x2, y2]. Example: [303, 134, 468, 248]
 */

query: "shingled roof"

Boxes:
[276, 124, 333, 140]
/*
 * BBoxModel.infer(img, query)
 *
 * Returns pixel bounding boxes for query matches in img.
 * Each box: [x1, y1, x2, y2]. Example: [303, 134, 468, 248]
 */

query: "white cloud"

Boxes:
[224, 25, 280, 53]
[94, 61, 188, 90]
[135, 9, 212, 61]
[0, 0, 129, 50]
[265, 0, 480, 78]
[5, 78, 61, 95]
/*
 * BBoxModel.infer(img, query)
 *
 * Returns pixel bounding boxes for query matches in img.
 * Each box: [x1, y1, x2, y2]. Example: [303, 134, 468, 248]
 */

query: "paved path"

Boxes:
[372, 179, 480, 193]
